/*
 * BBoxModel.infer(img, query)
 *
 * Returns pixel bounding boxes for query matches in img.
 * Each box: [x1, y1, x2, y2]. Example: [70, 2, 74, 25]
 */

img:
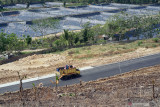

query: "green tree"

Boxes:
[63, 1, 66, 7]
[0, 31, 7, 53]
[10, 0, 14, 4]
[0, 31, 27, 54]
[0, 0, 3, 10]
[26, 1, 30, 8]
[63, 29, 69, 40]
[82, 22, 92, 43]
[6, 33, 20, 52]
[26, 35, 32, 45]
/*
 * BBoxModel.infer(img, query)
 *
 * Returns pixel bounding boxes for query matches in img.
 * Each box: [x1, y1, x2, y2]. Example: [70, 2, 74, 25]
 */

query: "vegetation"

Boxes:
[2, 64, 160, 106]
[0, 0, 159, 12]
[51, 13, 160, 50]
[31, 18, 60, 37]
[153, 38, 159, 42]
[0, 0, 159, 7]
[105, 12, 160, 40]
[0, 12, 159, 55]
[0, 31, 32, 54]
[57, 0, 160, 4]
[59, 38, 160, 60]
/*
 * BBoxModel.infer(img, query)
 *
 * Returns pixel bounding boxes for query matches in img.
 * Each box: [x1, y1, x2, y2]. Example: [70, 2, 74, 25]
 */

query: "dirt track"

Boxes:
[0, 46, 160, 84]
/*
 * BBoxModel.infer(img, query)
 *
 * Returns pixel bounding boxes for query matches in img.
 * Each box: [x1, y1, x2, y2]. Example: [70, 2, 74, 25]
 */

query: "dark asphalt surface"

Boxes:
[1, 53, 160, 94]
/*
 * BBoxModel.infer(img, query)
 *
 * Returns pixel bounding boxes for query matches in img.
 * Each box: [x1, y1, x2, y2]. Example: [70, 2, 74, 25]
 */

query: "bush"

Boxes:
[137, 41, 143, 46]
[96, 39, 106, 44]
[68, 49, 80, 55]
[152, 44, 157, 47]
[152, 38, 159, 43]
[26, 35, 32, 45]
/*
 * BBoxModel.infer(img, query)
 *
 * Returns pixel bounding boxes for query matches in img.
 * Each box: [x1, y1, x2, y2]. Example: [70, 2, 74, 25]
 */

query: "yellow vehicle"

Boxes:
[56, 65, 80, 80]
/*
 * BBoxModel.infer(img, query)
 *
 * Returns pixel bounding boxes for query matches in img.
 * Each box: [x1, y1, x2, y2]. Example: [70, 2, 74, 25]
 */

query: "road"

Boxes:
[0, 53, 160, 94]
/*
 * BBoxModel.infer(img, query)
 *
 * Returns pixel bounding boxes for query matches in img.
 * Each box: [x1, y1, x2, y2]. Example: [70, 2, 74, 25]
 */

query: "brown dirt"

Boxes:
[0, 46, 160, 84]
[1, 64, 160, 106]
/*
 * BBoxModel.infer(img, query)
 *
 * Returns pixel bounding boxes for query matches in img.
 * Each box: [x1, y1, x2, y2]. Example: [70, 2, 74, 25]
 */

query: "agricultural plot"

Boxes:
[0, 3, 159, 37]
[3, 2, 64, 9]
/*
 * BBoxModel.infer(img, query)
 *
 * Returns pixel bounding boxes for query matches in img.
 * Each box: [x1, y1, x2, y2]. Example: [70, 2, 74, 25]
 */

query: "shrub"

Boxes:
[137, 41, 143, 46]
[152, 38, 159, 43]
[145, 46, 149, 49]
[26, 35, 32, 45]
[68, 49, 80, 55]
[152, 44, 157, 47]
[68, 50, 75, 55]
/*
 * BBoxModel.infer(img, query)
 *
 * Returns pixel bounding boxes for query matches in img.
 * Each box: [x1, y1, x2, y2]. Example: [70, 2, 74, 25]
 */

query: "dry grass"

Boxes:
[62, 39, 160, 59]
[1, 65, 160, 106]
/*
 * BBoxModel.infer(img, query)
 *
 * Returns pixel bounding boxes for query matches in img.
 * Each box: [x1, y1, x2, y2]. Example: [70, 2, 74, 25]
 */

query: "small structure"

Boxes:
[102, 34, 111, 40]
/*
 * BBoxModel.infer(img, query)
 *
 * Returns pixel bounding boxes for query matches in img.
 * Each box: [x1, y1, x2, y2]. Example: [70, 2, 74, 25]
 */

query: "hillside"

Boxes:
[1, 64, 160, 106]
[0, 39, 160, 84]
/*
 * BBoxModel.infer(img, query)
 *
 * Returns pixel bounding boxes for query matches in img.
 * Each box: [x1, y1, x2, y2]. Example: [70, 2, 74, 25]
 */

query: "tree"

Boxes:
[26, 1, 30, 8]
[26, 35, 32, 45]
[0, 0, 3, 10]
[95, 0, 99, 4]
[63, 29, 69, 40]
[63, 1, 66, 7]
[31, 18, 59, 38]
[0, 31, 7, 53]
[41, 0, 46, 7]
[17, 72, 27, 101]
[31, 18, 59, 46]
[0, 31, 27, 54]
[10, 0, 14, 4]
[82, 22, 92, 43]
[88, 0, 92, 4]
[6, 33, 19, 52]
[53, 38, 68, 49]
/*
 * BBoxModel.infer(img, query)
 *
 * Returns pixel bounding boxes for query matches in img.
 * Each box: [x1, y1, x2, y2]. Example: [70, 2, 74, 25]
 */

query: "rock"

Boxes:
[57, 94, 63, 97]
[78, 92, 84, 96]
[91, 89, 96, 93]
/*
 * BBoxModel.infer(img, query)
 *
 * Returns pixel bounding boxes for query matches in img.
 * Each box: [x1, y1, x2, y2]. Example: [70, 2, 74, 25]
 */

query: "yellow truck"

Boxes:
[56, 65, 80, 80]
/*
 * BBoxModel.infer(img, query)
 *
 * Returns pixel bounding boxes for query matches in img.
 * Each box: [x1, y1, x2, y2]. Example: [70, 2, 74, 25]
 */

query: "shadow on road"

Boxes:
[61, 74, 81, 81]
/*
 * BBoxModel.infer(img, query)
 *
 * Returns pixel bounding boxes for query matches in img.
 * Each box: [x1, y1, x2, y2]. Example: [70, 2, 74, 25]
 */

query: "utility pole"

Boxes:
[118, 61, 122, 74]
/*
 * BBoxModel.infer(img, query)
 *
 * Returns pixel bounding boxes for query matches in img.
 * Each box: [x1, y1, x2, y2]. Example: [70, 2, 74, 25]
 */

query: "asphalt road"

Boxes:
[1, 53, 160, 94]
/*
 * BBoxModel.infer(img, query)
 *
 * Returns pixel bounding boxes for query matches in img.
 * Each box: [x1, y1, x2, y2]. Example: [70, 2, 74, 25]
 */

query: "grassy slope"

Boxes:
[58, 38, 160, 60]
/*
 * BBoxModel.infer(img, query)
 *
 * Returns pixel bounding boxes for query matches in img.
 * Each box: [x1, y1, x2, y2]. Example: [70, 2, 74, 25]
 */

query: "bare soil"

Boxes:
[1, 64, 160, 106]
[0, 46, 160, 84]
